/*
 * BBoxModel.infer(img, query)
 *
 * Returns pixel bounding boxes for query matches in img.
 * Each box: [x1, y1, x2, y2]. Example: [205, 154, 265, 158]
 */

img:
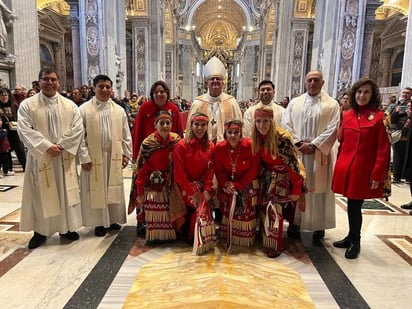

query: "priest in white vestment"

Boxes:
[282, 71, 340, 240]
[77, 75, 132, 237]
[18, 68, 84, 249]
[243, 79, 285, 137]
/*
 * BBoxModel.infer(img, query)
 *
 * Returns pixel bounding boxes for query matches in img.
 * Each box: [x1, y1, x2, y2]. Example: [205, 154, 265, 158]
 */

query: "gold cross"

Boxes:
[93, 158, 102, 182]
[63, 153, 74, 176]
[112, 153, 122, 177]
[39, 163, 52, 188]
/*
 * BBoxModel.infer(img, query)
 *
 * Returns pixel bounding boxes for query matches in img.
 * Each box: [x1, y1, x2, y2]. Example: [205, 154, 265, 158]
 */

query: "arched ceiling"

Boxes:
[191, 0, 246, 50]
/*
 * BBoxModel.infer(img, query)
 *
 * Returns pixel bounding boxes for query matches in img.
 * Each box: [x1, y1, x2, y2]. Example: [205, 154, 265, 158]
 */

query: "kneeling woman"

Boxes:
[252, 107, 307, 257]
[173, 112, 215, 246]
[214, 119, 260, 249]
[135, 110, 181, 243]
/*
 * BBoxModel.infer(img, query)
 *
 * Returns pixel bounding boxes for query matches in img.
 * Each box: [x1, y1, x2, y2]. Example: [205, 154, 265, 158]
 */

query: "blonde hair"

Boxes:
[251, 106, 279, 157]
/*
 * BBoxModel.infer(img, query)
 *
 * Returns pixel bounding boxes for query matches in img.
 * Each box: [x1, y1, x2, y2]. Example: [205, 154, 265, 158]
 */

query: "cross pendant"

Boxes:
[211, 118, 216, 126]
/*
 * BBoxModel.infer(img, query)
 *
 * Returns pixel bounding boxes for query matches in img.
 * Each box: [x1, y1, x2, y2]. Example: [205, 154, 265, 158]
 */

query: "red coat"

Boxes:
[214, 138, 260, 192]
[332, 108, 390, 199]
[173, 137, 214, 196]
[132, 100, 183, 161]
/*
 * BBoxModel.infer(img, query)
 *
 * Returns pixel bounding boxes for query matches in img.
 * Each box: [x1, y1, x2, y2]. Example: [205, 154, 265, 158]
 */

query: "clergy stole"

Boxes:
[32, 97, 80, 218]
[292, 93, 336, 193]
[85, 100, 123, 208]
[196, 93, 235, 143]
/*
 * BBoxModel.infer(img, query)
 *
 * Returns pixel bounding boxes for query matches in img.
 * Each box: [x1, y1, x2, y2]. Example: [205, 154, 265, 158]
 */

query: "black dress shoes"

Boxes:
[28, 232, 47, 249]
[333, 236, 351, 248]
[59, 231, 80, 241]
[287, 225, 301, 239]
[109, 223, 122, 230]
[312, 230, 325, 240]
[95, 226, 107, 237]
[400, 202, 412, 210]
[345, 243, 361, 259]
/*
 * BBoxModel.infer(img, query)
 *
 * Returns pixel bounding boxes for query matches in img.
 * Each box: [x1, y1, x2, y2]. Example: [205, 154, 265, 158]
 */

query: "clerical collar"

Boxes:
[306, 93, 321, 103]
[96, 98, 110, 108]
[41, 93, 58, 105]
[206, 93, 221, 103]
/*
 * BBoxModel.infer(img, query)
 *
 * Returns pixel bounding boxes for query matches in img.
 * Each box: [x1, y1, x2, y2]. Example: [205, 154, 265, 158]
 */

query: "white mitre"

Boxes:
[203, 56, 227, 79]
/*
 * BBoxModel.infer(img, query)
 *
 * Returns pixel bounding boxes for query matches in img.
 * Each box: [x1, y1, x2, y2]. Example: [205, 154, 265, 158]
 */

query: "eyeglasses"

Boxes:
[40, 77, 59, 83]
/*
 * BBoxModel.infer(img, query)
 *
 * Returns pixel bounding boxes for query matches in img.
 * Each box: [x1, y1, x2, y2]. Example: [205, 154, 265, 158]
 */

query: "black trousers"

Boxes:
[347, 199, 364, 244]
[0, 151, 10, 174]
[392, 140, 407, 180]
[7, 131, 26, 171]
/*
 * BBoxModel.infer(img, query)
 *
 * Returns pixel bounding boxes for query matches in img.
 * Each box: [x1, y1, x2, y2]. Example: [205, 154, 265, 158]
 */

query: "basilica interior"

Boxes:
[1, 1, 412, 308]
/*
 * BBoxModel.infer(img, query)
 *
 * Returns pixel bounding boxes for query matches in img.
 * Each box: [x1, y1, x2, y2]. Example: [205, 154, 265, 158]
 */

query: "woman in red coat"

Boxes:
[214, 119, 260, 250]
[132, 81, 183, 161]
[332, 78, 390, 259]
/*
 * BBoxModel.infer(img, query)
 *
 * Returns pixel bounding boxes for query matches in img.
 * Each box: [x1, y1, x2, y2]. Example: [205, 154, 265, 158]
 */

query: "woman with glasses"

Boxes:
[252, 106, 307, 258]
[133, 110, 181, 244]
[213, 119, 260, 250]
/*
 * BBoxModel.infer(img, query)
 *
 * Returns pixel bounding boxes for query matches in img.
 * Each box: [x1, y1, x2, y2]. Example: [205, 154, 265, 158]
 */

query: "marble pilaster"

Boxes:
[8, 0, 40, 88]
[273, 0, 294, 100]
[312, 0, 347, 96]
[359, 1, 381, 79]
[381, 48, 393, 87]
[66, 1, 82, 88]
[289, 20, 311, 98]
[401, 2, 412, 88]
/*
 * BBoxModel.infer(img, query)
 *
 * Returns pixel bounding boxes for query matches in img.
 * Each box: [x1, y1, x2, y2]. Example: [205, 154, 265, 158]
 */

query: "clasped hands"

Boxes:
[223, 181, 236, 194]
[297, 141, 316, 155]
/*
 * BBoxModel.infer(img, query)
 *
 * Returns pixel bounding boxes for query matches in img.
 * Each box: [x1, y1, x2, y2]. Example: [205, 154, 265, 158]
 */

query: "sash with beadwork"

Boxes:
[31, 96, 80, 218]
[83, 99, 124, 208]
[291, 92, 337, 193]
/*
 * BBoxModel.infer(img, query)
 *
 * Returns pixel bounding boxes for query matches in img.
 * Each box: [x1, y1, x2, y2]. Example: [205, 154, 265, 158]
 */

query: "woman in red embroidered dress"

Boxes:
[135, 110, 181, 244]
[252, 107, 307, 258]
[214, 119, 260, 250]
[173, 112, 215, 247]
[332, 78, 390, 259]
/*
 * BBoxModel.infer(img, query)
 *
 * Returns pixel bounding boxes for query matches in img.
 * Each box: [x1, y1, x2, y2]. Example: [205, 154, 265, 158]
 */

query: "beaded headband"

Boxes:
[254, 108, 273, 119]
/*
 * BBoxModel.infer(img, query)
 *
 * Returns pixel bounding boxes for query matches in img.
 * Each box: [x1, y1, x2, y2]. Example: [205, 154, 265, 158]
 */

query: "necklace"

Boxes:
[211, 101, 219, 126]
[229, 145, 241, 180]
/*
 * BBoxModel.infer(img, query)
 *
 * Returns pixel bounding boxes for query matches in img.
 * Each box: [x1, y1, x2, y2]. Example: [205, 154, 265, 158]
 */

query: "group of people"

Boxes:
[386, 87, 412, 214]
[17, 58, 392, 261]
[126, 57, 391, 260]
[18, 68, 132, 249]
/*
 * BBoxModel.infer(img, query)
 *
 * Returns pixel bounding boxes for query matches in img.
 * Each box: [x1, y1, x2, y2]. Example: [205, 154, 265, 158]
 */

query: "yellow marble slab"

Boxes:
[124, 247, 315, 308]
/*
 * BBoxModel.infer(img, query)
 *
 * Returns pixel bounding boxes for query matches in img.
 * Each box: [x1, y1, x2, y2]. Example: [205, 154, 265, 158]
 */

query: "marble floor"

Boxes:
[0, 164, 411, 309]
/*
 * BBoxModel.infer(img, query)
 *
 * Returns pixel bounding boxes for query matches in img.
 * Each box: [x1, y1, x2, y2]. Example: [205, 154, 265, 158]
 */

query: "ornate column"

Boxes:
[381, 48, 393, 87]
[289, 20, 311, 98]
[359, 0, 381, 79]
[54, 42, 63, 84]
[401, 2, 412, 88]
[67, 1, 82, 87]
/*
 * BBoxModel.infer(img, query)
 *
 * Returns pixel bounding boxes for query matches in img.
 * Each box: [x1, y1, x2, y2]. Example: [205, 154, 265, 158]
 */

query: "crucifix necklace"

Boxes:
[229, 145, 241, 180]
[211, 101, 219, 126]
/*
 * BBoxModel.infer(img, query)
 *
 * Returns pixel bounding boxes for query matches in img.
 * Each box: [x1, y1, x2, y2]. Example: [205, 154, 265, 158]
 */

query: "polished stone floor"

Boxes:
[0, 164, 411, 309]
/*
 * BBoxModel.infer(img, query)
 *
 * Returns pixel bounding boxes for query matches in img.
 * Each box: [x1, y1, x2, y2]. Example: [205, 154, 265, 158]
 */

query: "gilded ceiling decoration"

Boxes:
[376, 0, 410, 19]
[191, 0, 246, 50]
[36, 0, 69, 15]
[294, 0, 315, 18]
